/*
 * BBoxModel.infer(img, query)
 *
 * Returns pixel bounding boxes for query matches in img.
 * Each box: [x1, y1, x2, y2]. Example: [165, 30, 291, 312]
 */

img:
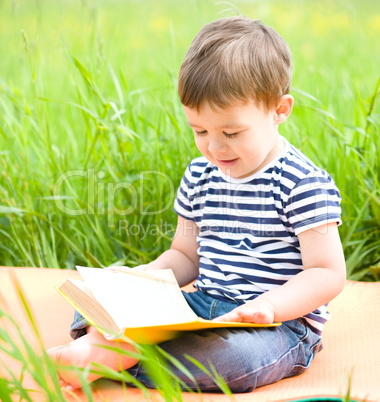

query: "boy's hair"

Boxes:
[178, 16, 292, 112]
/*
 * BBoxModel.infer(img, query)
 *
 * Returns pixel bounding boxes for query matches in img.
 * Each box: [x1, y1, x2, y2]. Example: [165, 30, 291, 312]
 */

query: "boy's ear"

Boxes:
[274, 95, 294, 124]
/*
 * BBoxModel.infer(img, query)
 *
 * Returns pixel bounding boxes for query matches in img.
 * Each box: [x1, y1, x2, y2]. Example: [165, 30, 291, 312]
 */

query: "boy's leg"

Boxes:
[47, 326, 139, 390]
[60, 295, 321, 392]
[127, 318, 322, 392]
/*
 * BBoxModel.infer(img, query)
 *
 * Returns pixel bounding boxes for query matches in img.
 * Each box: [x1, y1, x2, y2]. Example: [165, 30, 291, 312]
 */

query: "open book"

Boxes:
[56, 266, 280, 344]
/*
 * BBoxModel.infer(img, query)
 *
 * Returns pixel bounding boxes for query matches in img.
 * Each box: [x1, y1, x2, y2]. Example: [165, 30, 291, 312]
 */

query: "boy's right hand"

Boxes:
[136, 261, 166, 271]
[105, 262, 163, 274]
[104, 266, 132, 273]
[132, 264, 149, 271]
[104, 265, 146, 274]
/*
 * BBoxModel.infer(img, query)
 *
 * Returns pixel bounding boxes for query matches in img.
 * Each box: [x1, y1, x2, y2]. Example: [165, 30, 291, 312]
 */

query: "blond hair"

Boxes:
[178, 16, 292, 112]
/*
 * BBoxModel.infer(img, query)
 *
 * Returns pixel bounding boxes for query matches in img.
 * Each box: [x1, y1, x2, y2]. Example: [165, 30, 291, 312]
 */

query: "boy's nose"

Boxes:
[208, 139, 228, 154]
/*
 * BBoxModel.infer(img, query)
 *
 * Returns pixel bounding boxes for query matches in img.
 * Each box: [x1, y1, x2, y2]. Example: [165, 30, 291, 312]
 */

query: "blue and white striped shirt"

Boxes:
[174, 137, 342, 335]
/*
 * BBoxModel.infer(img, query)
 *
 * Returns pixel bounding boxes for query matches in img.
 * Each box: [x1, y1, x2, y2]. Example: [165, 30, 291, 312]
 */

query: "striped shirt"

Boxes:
[174, 136, 342, 335]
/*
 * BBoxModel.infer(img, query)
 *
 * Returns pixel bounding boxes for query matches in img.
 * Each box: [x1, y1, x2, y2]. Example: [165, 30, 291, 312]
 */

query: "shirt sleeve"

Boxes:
[173, 163, 196, 221]
[285, 170, 342, 235]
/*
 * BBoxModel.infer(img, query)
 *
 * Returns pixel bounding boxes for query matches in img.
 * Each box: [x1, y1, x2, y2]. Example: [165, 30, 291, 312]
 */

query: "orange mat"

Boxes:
[0, 267, 379, 401]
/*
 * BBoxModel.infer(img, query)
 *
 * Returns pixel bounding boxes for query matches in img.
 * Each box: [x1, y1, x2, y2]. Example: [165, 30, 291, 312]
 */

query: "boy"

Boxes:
[48, 16, 346, 392]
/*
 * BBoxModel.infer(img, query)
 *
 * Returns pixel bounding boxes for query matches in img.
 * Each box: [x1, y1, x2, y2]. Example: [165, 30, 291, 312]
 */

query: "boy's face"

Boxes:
[183, 101, 284, 179]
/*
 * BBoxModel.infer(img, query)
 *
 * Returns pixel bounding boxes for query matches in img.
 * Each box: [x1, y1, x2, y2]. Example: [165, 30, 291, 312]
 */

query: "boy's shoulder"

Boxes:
[280, 140, 335, 187]
[282, 142, 320, 174]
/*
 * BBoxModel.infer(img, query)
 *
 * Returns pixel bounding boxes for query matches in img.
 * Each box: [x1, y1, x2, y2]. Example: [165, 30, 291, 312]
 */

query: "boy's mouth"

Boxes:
[216, 158, 239, 167]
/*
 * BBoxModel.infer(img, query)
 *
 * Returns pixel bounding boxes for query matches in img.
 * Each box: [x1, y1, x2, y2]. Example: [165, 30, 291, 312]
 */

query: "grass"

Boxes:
[0, 0, 379, 278]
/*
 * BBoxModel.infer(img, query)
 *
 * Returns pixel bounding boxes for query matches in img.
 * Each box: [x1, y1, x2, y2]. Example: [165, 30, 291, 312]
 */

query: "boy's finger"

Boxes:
[213, 312, 242, 323]
[104, 266, 131, 273]
[133, 264, 149, 271]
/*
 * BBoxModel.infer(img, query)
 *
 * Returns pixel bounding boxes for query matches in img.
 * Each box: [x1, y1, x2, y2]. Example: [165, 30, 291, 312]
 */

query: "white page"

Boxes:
[76, 267, 198, 328]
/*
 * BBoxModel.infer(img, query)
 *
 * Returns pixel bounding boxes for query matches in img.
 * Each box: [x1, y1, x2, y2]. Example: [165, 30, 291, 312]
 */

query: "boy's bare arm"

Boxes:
[138, 215, 200, 287]
[215, 222, 346, 324]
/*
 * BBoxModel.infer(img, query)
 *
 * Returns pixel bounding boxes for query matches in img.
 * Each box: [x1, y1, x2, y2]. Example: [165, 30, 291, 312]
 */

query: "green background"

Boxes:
[0, 0, 379, 279]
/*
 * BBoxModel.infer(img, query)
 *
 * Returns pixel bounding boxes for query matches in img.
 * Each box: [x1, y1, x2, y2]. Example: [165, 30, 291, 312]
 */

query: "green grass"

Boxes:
[0, 0, 379, 277]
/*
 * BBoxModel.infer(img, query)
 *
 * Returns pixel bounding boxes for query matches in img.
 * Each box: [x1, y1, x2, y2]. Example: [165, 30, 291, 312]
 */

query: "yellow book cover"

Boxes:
[56, 266, 281, 344]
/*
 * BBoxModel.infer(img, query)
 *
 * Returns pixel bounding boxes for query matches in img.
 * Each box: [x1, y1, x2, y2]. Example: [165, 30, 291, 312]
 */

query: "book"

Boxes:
[56, 266, 281, 344]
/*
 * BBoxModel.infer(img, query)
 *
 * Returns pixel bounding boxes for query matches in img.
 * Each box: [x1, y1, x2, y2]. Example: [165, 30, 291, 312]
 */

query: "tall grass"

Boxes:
[0, 0, 379, 279]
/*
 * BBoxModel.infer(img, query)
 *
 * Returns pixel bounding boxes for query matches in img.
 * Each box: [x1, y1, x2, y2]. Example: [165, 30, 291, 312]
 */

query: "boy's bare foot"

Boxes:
[47, 327, 139, 390]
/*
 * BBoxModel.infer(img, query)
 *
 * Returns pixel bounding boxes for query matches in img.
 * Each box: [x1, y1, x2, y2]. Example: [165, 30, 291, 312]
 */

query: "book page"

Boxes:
[58, 279, 119, 333]
[76, 267, 198, 329]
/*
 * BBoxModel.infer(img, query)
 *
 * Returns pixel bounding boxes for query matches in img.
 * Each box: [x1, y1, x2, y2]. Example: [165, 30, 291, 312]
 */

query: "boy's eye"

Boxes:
[194, 130, 240, 138]
[223, 132, 239, 138]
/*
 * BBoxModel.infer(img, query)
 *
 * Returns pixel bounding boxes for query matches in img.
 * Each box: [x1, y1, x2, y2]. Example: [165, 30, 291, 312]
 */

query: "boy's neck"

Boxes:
[264, 135, 286, 167]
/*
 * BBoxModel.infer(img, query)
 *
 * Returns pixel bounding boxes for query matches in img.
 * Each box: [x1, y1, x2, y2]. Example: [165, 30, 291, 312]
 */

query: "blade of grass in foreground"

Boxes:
[89, 336, 193, 400]
[81, 330, 232, 399]
[0, 274, 68, 400]
[0, 376, 15, 402]
[0, 279, 210, 402]
[184, 354, 233, 396]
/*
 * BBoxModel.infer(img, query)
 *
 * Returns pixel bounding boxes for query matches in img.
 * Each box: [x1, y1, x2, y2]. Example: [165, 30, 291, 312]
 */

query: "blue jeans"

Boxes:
[70, 290, 323, 393]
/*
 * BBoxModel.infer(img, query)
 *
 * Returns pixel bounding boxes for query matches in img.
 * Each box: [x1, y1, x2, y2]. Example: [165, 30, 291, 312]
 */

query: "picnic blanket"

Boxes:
[1, 267, 379, 401]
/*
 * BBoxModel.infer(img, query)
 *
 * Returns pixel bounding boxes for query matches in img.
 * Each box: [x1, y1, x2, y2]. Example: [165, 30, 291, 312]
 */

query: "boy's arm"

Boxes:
[215, 222, 346, 324]
[137, 215, 200, 287]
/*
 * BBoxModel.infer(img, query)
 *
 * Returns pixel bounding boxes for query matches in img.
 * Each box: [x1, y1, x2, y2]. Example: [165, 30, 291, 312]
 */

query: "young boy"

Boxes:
[48, 16, 346, 393]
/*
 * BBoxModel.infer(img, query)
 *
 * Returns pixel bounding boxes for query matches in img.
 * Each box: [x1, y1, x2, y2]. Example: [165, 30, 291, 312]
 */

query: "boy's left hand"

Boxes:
[213, 298, 275, 324]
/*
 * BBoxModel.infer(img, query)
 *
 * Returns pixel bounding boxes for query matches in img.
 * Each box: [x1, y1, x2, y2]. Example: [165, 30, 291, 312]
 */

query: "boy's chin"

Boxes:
[219, 166, 257, 179]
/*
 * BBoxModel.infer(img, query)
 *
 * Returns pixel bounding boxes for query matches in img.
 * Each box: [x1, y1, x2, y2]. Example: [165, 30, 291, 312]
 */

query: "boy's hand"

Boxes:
[135, 261, 165, 271]
[105, 262, 163, 274]
[104, 266, 132, 273]
[213, 298, 275, 324]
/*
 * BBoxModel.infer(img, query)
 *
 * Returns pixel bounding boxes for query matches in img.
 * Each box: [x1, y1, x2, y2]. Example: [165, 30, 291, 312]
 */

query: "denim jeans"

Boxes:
[70, 290, 323, 393]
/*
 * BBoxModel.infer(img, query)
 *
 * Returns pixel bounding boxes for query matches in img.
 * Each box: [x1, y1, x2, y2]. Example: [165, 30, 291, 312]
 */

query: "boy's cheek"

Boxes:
[194, 137, 206, 153]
